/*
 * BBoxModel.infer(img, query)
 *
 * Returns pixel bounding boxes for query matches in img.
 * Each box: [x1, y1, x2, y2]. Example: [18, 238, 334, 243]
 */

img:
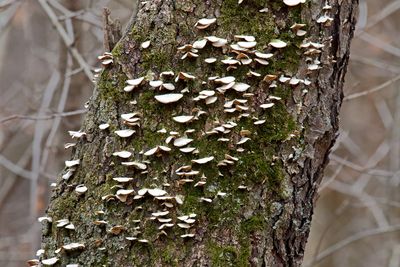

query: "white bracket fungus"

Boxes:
[195, 18, 217, 29]
[283, 0, 306, 6]
[154, 93, 183, 104]
[115, 129, 136, 138]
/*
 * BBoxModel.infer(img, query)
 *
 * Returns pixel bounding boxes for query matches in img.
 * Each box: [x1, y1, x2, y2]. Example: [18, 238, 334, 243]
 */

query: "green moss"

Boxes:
[219, 0, 275, 44]
[241, 214, 266, 233]
[258, 104, 296, 142]
[129, 26, 146, 43]
[137, 90, 158, 113]
[207, 242, 250, 267]
[161, 247, 179, 266]
[51, 194, 77, 219]
[141, 50, 171, 72]
[112, 42, 124, 58]
[97, 70, 129, 102]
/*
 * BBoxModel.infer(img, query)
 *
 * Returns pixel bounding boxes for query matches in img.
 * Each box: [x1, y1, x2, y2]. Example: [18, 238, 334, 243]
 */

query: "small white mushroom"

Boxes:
[124, 77, 145, 92]
[75, 185, 88, 195]
[112, 151, 132, 159]
[154, 93, 183, 104]
[237, 41, 257, 49]
[255, 52, 274, 59]
[65, 159, 80, 167]
[215, 76, 235, 84]
[200, 197, 213, 203]
[195, 18, 217, 29]
[283, 0, 306, 7]
[62, 243, 85, 251]
[180, 147, 197, 153]
[232, 83, 250, 92]
[317, 15, 334, 25]
[99, 123, 110, 130]
[173, 137, 193, 147]
[36, 249, 45, 256]
[173, 115, 194, 123]
[191, 156, 214, 164]
[248, 70, 261, 77]
[162, 83, 175, 91]
[126, 77, 145, 86]
[161, 71, 175, 77]
[221, 58, 240, 65]
[296, 29, 307, 36]
[144, 146, 171, 156]
[193, 39, 208, 49]
[115, 129, 135, 138]
[152, 210, 170, 217]
[150, 80, 163, 88]
[64, 143, 76, 149]
[279, 76, 291, 83]
[260, 103, 275, 109]
[38, 216, 52, 223]
[234, 35, 255, 42]
[255, 58, 269, 65]
[41, 257, 59, 266]
[121, 161, 147, 170]
[269, 39, 287, 48]
[177, 223, 191, 229]
[68, 131, 86, 138]
[254, 120, 266, 125]
[56, 219, 70, 228]
[237, 137, 250, 145]
[116, 189, 135, 196]
[113, 177, 134, 183]
[116, 189, 135, 202]
[181, 233, 195, 238]
[205, 57, 217, 64]
[141, 40, 151, 49]
[177, 72, 196, 81]
[148, 188, 167, 197]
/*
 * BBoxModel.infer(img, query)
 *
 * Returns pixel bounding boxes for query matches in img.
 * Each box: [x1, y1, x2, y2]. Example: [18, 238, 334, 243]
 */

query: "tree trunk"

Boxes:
[38, 0, 358, 266]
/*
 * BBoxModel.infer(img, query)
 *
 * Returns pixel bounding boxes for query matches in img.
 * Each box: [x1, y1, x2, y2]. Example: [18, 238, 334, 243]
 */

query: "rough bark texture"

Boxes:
[39, 0, 358, 266]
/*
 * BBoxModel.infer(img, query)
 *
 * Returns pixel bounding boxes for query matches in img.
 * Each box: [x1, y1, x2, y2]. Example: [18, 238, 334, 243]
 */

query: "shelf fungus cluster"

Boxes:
[34, 2, 337, 265]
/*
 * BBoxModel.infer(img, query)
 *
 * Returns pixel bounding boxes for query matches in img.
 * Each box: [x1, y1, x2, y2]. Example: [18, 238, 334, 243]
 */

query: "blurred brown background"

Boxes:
[0, 1, 399, 266]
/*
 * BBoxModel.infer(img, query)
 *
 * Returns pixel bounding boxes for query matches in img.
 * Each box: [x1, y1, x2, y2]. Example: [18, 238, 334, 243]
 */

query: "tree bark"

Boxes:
[38, 0, 358, 266]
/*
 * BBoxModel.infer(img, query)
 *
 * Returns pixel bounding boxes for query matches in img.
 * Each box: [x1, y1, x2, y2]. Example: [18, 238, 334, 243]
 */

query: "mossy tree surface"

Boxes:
[40, 0, 358, 266]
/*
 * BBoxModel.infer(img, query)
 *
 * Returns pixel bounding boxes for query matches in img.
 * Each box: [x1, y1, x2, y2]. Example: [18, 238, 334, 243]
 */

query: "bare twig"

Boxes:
[329, 180, 389, 228]
[304, 224, 400, 266]
[344, 73, 400, 101]
[357, 0, 400, 34]
[358, 31, 400, 58]
[0, 109, 86, 124]
[40, 54, 73, 176]
[350, 55, 400, 74]
[30, 71, 59, 224]
[330, 154, 394, 177]
[0, 147, 31, 211]
[38, 0, 94, 81]
[318, 163, 344, 192]
[0, 154, 32, 180]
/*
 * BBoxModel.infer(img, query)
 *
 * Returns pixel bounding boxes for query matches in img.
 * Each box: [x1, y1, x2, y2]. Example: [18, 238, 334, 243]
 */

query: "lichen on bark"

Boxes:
[38, 0, 358, 266]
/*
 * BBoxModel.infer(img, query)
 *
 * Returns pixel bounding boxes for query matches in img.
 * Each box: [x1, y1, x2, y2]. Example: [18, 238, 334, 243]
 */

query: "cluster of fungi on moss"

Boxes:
[30, 0, 335, 266]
